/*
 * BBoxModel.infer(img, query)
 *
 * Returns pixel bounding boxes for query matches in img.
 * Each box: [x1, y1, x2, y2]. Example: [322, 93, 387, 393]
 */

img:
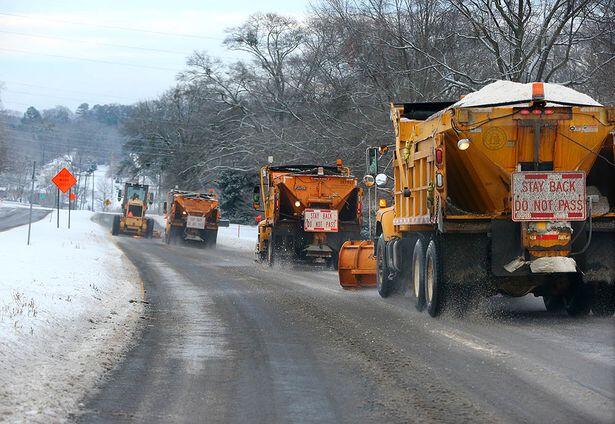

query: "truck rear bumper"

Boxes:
[303, 244, 333, 258]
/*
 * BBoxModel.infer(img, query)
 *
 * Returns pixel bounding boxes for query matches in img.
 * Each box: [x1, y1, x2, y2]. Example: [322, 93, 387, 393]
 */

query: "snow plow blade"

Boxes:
[338, 240, 377, 289]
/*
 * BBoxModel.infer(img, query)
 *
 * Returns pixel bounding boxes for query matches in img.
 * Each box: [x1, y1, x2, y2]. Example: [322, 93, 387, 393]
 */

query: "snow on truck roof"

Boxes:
[453, 80, 602, 108]
[269, 165, 344, 175]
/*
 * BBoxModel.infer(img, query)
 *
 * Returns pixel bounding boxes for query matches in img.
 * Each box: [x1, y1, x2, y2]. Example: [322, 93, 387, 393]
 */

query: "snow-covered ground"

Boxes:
[0, 209, 143, 422]
[150, 214, 257, 252]
[217, 223, 257, 252]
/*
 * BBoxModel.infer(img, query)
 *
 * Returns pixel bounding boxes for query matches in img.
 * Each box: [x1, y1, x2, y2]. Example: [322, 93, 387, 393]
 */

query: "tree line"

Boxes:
[1, 1, 613, 220]
[120, 1, 614, 220]
[0, 101, 129, 203]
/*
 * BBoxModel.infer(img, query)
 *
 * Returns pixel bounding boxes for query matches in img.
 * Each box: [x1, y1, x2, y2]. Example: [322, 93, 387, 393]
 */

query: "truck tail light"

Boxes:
[435, 148, 443, 166]
[435, 172, 444, 188]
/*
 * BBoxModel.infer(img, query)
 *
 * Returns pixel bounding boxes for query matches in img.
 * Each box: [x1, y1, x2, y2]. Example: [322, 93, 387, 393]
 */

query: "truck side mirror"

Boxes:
[366, 147, 378, 176]
[375, 173, 388, 186]
[163, 201, 167, 214]
[117, 189, 122, 201]
[252, 186, 260, 210]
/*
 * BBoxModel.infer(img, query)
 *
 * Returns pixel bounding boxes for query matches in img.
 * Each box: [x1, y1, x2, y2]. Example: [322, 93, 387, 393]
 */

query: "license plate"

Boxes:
[511, 171, 586, 221]
[304, 209, 338, 232]
[186, 215, 206, 229]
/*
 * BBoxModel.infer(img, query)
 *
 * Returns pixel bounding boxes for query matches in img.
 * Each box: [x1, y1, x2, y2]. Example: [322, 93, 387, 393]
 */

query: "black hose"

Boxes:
[570, 200, 593, 256]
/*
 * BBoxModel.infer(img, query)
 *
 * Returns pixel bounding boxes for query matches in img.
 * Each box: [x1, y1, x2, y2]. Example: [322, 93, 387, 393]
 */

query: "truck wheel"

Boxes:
[543, 295, 565, 313]
[208, 230, 218, 248]
[146, 218, 154, 239]
[376, 235, 395, 298]
[168, 226, 181, 245]
[327, 251, 339, 270]
[411, 238, 426, 311]
[424, 239, 444, 317]
[111, 215, 120, 236]
[591, 284, 615, 317]
[564, 277, 591, 317]
[267, 239, 275, 267]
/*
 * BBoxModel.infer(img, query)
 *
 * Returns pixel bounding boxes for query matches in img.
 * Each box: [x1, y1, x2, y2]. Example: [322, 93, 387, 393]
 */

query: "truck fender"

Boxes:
[376, 206, 399, 241]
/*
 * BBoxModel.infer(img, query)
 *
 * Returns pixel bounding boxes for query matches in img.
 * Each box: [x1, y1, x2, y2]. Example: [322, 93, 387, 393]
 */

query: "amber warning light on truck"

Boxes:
[511, 171, 586, 221]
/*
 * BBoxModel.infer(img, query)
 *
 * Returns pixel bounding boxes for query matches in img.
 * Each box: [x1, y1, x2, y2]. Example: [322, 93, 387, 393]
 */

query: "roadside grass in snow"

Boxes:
[0, 209, 143, 422]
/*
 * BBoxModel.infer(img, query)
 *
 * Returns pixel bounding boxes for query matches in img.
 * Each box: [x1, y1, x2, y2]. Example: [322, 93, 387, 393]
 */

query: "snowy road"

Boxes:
[0, 204, 50, 232]
[79, 218, 615, 423]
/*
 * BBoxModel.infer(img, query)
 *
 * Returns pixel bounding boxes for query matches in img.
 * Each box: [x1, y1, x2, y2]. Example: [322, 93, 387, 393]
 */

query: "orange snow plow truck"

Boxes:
[164, 190, 229, 246]
[254, 161, 362, 267]
[338, 81, 615, 318]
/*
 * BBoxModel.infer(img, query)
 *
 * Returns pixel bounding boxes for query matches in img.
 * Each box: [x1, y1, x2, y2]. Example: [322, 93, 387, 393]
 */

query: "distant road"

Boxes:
[80, 214, 614, 424]
[0, 204, 50, 232]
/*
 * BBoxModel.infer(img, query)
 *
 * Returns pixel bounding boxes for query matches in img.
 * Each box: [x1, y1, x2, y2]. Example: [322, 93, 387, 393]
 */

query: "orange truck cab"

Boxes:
[254, 161, 362, 267]
[164, 190, 229, 246]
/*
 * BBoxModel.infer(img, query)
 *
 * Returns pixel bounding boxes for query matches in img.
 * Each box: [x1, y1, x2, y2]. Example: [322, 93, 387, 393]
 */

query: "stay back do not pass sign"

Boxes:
[511, 171, 586, 222]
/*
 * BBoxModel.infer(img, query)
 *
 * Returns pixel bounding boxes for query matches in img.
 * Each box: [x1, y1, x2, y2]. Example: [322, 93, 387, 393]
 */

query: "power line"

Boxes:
[0, 29, 193, 56]
[0, 11, 224, 41]
[0, 47, 180, 71]
[4, 134, 177, 157]
[1, 81, 137, 102]
[4, 88, 139, 104]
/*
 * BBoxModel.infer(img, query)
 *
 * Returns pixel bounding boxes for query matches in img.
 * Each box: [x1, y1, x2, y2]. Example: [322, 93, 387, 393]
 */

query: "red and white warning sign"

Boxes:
[511, 171, 586, 222]
[304, 209, 339, 232]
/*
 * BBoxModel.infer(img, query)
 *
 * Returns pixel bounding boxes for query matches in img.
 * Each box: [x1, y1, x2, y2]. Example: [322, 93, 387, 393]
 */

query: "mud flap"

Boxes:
[491, 220, 530, 276]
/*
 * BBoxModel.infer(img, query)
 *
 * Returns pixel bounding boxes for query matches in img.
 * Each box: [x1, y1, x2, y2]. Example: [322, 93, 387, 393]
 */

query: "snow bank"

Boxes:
[217, 223, 257, 252]
[454, 80, 602, 108]
[0, 210, 143, 422]
[150, 214, 257, 252]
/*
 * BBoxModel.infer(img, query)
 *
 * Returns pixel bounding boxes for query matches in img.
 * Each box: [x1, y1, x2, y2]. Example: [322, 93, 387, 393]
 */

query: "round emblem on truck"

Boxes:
[483, 127, 507, 150]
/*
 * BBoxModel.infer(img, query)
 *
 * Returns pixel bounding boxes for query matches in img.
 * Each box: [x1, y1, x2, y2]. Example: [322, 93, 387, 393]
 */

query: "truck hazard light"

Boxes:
[304, 209, 339, 232]
[511, 171, 586, 222]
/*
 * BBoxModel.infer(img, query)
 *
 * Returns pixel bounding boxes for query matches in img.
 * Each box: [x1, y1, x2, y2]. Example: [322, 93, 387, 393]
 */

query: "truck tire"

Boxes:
[327, 251, 339, 270]
[111, 215, 120, 236]
[146, 218, 154, 239]
[424, 239, 445, 317]
[564, 277, 591, 317]
[543, 295, 565, 313]
[376, 235, 395, 298]
[411, 238, 426, 311]
[267, 239, 275, 267]
[591, 284, 615, 317]
[208, 229, 218, 248]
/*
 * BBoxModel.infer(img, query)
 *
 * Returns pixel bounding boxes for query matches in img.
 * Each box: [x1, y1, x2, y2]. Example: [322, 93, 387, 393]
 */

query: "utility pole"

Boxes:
[156, 170, 162, 215]
[91, 171, 95, 212]
[80, 174, 88, 210]
[26, 161, 36, 245]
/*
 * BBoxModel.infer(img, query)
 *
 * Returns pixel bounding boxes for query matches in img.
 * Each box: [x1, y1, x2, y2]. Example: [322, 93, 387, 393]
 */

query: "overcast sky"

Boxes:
[0, 0, 308, 113]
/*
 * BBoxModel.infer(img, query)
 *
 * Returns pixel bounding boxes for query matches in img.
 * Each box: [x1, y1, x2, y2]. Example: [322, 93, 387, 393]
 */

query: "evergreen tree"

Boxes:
[21, 107, 42, 125]
[218, 170, 259, 224]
